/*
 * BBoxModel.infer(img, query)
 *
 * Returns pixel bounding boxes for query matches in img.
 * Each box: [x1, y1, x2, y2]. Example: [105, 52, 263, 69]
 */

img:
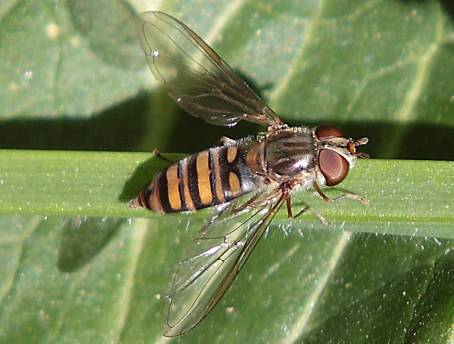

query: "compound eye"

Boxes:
[318, 149, 349, 186]
[316, 124, 346, 140]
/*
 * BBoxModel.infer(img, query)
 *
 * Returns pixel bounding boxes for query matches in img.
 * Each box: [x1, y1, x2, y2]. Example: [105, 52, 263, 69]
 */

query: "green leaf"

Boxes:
[0, 151, 454, 343]
[1, 1, 454, 343]
[0, 151, 453, 238]
[0, 0, 144, 118]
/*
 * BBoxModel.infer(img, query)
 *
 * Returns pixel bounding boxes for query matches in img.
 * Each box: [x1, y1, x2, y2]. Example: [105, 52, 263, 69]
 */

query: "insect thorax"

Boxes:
[245, 127, 318, 190]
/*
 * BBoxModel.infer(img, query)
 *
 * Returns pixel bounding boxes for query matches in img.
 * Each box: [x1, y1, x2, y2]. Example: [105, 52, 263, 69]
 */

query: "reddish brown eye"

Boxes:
[318, 149, 349, 186]
[316, 124, 346, 140]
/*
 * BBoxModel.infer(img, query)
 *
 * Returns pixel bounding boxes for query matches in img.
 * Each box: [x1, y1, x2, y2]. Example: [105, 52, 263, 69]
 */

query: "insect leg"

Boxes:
[313, 182, 369, 205]
[330, 192, 369, 204]
[293, 205, 331, 226]
[152, 149, 174, 163]
[231, 192, 261, 215]
[285, 197, 293, 218]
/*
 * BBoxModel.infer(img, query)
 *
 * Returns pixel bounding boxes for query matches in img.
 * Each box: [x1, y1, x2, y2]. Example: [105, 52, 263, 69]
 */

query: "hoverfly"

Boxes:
[130, 11, 369, 337]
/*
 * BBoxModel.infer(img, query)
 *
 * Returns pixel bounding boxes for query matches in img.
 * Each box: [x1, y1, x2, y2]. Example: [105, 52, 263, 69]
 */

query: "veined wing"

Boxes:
[162, 189, 289, 337]
[135, 11, 284, 128]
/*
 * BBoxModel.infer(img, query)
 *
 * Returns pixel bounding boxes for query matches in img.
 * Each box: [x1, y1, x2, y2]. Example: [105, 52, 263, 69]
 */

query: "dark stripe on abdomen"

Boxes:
[154, 168, 172, 212]
[186, 153, 203, 210]
[142, 145, 259, 213]
[218, 147, 246, 201]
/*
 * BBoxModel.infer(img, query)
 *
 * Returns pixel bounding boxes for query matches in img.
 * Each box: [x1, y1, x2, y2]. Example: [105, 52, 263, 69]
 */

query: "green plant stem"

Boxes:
[0, 149, 452, 238]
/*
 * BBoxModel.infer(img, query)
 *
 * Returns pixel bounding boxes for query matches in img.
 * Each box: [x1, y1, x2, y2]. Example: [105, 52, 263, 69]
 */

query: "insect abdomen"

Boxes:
[130, 146, 258, 213]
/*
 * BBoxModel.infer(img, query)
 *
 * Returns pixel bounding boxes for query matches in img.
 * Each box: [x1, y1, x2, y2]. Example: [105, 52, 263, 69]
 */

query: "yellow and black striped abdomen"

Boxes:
[131, 146, 259, 213]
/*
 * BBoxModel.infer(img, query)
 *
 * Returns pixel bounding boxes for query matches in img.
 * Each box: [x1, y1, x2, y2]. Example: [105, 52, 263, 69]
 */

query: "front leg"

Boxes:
[287, 196, 331, 225]
[313, 182, 369, 205]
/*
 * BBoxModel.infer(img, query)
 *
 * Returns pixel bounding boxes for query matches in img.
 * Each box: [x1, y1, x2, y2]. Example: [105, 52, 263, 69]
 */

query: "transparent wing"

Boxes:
[135, 11, 284, 128]
[162, 188, 288, 337]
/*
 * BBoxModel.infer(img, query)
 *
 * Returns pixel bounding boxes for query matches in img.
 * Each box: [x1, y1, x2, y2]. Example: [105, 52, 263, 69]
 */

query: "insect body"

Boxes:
[130, 11, 369, 337]
[131, 143, 258, 213]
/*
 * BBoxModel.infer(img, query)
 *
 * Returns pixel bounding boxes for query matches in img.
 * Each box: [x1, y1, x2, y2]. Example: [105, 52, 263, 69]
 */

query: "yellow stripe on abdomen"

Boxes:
[166, 164, 182, 211]
[196, 151, 213, 206]
[228, 171, 242, 197]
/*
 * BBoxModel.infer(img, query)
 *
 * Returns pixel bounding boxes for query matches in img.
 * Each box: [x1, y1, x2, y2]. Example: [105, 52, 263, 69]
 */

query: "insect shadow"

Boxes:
[58, 217, 125, 272]
[119, 152, 175, 204]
